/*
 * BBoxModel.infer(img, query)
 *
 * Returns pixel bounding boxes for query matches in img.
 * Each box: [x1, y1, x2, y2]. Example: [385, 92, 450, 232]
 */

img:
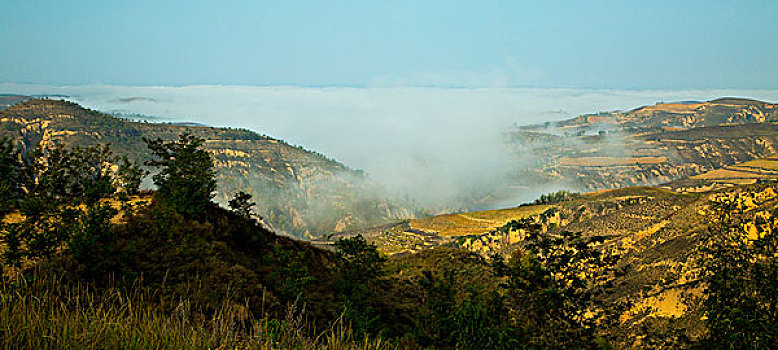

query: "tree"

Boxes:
[20, 144, 117, 209]
[117, 155, 146, 195]
[0, 138, 23, 218]
[696, 197, 778, 348]
[1, 223, 24, 269]
[10, 143, 121, 263]
[144, 133, 217, 219]
[494, 223, 618, 349]
[229, 191, 257, 219]
[334, 234, 387, 335]
[67, 203, 119, 278]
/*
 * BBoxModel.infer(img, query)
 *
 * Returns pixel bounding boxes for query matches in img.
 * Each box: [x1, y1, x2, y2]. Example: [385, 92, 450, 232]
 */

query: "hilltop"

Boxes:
[0, 98, 413, 238]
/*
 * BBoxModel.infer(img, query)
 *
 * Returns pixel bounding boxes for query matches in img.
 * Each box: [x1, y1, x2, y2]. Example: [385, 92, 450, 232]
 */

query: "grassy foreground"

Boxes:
[0, 274, 392, 350]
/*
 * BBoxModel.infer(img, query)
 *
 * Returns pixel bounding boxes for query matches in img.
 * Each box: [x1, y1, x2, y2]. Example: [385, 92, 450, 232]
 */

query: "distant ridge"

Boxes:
[710, 97, 769, 105]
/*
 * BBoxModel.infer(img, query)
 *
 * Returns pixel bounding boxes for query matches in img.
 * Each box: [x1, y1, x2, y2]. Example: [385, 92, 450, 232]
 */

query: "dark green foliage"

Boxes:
[533, 190, 579, 205]
[410, 268, 514, 349]
[450, 289, 514, 350]
[266, 244, 316, 301]
[416, 270, 457, 346]
[229, 191, 257, 220]
[1, 223, 24, 268]
[67, 203, 120, 278]
[0, 138, 23, 217]
[695, 200, 778, 348]
[117, 155, 146, 195]
[145, 133, 217, 219]
[24, 144, 117, 206]
[9, 143, 122, 263]
[494, 225, 617, 349]
[334, 234, 387, 335]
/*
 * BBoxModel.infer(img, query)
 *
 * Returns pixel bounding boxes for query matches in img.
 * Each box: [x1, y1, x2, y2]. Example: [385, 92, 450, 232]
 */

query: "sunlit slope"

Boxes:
[511, 98, 778, 192]
[364, 183, 778, 345]
[664, 154, 778, 192]
[0, 99, 412, 238]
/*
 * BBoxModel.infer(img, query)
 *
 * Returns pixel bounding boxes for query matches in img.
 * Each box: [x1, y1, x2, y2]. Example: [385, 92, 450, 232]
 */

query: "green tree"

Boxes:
[229, 191, 257, 220]
[334, 234, 387, 336]
[494, 223, 618, 349]
[144, 133, 217, 219]
[117, 155, 146, 195]
[20, 144, 117, 210]
[67, 203, 120, 278]
[13, 144, 120, 262]
[1, 223, 24, 269]
[0, 138, 23, 218]
[696, 198, 778, 348]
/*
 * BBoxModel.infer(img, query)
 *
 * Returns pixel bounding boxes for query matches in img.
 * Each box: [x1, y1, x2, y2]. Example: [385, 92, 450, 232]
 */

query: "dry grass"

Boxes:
[737, 158, 778, 171]
[559, 156, 667, 167]
[0, 274, 393, 350]
[409, 205, 550, 237]
[634, 102, 705, 115]
[692, 169, 773, 180]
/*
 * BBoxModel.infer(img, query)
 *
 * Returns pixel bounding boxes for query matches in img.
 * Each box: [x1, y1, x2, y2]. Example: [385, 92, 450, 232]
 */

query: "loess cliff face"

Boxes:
[509, 98, 778, 192]
[0, 99, 413, 238]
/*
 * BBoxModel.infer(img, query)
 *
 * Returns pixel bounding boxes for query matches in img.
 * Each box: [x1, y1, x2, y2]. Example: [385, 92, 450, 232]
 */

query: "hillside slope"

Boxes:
[508, 98, 778, 192]
[0, 99, 412, 238]
[361, 182, 778, 347]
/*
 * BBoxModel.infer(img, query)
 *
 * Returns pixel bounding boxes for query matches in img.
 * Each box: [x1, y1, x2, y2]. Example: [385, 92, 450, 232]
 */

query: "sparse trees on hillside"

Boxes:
[493, 227, 618, 348]
[144, 133, 216, 219]
[0, 140, 142, 272]
[696, 198, 778, 348]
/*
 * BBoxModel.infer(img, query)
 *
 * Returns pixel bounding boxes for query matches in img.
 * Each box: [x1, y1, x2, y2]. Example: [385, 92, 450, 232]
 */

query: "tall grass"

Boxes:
[0, 274, 393, 349]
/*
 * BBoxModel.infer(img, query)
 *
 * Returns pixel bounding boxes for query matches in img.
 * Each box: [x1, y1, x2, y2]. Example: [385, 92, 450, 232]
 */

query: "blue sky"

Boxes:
[1, 0, 777, 89]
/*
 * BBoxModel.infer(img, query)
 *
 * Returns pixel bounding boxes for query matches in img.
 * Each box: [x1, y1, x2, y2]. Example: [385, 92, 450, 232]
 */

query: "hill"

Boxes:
[354, 182, 778, 347]
[507, 98, 778, 193]
[0, 94, 29, 110]
[0, 98, 413, 238]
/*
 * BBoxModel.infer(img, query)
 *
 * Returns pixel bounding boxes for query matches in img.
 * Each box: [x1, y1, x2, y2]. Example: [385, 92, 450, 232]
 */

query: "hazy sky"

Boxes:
[2, 0, 777, 89]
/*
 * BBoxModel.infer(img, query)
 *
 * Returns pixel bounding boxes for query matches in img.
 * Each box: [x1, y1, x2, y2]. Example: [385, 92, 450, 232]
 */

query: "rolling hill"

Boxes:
[506, 97, 778, 192]
[0, 98, 413, 238]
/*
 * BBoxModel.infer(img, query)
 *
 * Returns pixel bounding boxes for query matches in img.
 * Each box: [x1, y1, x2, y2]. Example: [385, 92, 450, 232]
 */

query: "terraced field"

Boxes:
[509, 98, 778, 192]
[665, 154, 778, 192]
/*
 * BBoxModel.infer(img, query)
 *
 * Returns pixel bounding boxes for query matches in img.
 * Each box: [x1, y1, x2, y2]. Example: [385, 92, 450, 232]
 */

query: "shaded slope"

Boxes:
[0, 99, 413, 238]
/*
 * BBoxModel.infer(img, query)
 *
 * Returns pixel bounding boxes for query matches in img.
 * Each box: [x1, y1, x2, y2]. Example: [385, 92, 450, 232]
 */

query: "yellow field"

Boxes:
[559, 156, 667, 167]
[409, 205, 551, 237]
[634, 102, 705, 115]
[693, 169, 773, 180]
[737, 158, 778, 170]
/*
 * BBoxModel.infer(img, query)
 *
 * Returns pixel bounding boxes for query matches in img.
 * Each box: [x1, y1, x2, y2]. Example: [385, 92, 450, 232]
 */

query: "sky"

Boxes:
[3, 1, 778, 209]
[1, 0, 777, 89]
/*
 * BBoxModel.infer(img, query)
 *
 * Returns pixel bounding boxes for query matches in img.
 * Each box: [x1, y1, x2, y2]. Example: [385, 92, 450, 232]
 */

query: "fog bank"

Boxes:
[4, 83, 778, 209]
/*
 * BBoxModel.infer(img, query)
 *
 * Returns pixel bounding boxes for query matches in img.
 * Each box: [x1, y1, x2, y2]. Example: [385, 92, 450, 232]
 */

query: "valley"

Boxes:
[3, 95, 778, 348]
